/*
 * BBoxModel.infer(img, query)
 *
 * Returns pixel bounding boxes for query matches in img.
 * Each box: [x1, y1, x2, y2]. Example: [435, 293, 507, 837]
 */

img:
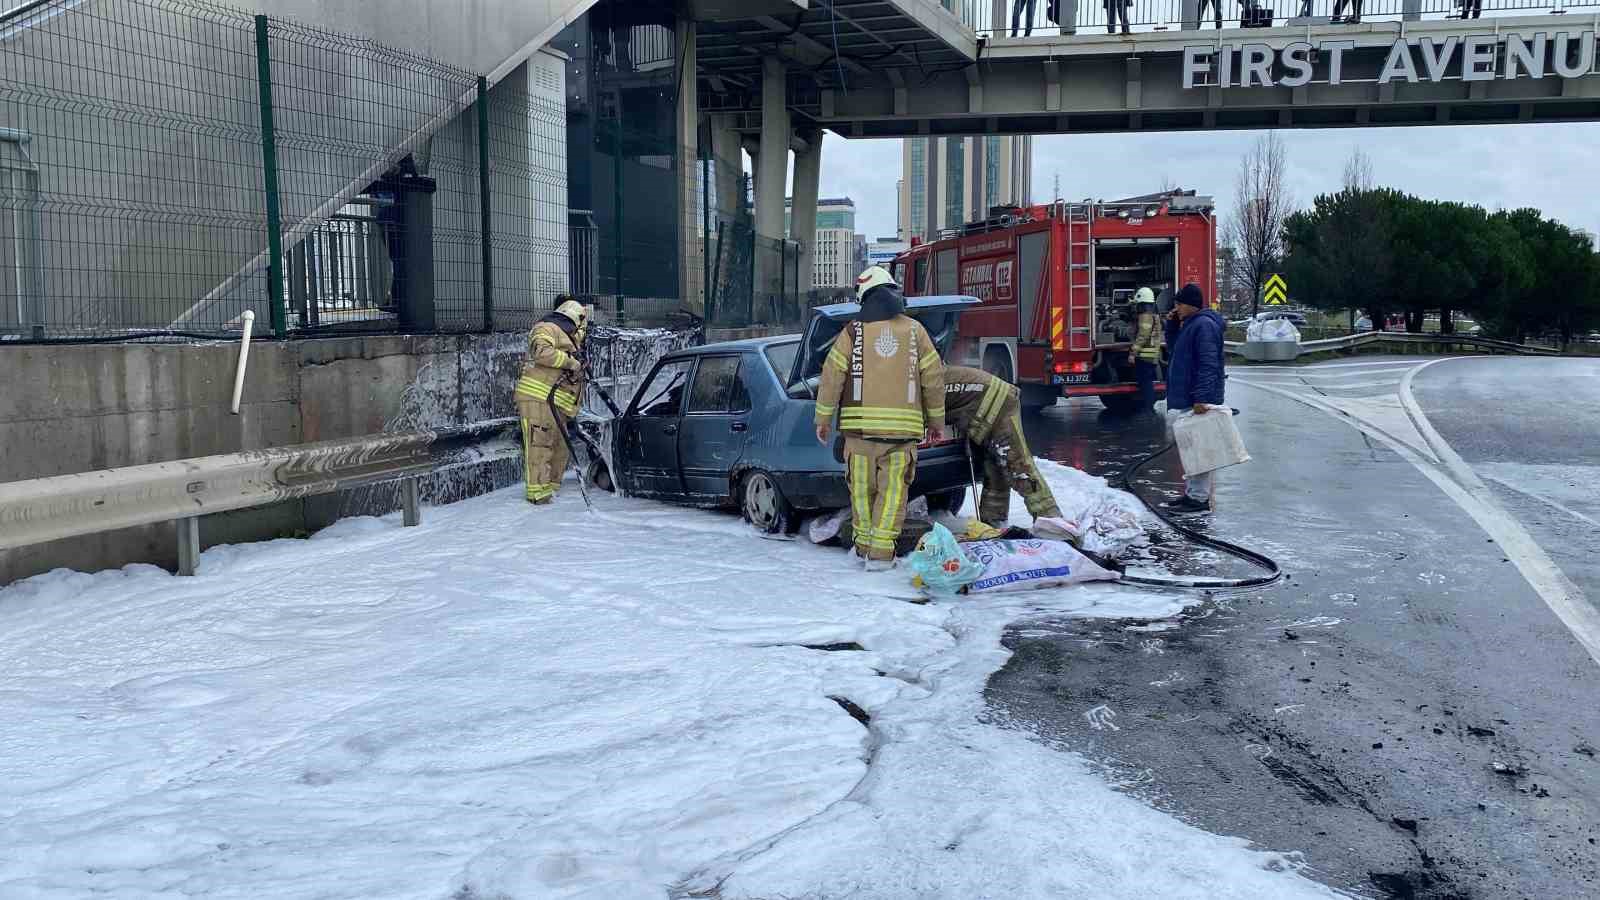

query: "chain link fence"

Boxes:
[0, 0, 571, 342]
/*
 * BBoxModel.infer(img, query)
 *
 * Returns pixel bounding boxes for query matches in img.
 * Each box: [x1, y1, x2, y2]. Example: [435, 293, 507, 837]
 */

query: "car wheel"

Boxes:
[586, 458, 615, 493]
[926, 488, 966, 516]
[740, 470, 797, 535]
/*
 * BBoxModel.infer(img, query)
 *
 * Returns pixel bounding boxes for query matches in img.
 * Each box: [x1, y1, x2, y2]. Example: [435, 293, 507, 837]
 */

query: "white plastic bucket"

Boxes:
[1172, 408, 1250, 476]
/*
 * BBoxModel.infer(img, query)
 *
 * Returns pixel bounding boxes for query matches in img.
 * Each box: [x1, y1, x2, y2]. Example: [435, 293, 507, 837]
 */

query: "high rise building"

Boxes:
[898, 135, 1033, 242]
[786, 197, 859, 289]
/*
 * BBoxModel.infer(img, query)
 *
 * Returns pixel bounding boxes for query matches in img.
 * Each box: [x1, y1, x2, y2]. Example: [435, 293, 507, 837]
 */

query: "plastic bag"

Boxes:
[1246, 318, 1300, 342]
[1172, 408, 1251, 477]
[960, 520, 1004, 542]
[807, 508, 851, 545]
[906, 523, 985, 595]
[963, 538, 1120, 593]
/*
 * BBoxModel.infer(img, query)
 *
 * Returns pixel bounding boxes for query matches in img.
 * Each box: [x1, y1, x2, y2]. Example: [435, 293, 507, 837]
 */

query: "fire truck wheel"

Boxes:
[1099, 394, 1144, 415]
[982, 347, 1014, 384]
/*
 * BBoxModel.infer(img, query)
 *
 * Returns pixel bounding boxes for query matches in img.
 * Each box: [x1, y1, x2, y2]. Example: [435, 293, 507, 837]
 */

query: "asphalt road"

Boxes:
[986, 356, 1600, 900]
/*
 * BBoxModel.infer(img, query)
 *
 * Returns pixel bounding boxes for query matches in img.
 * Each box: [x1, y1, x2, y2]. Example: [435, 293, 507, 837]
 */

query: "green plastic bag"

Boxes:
[907, 522, 984, 596]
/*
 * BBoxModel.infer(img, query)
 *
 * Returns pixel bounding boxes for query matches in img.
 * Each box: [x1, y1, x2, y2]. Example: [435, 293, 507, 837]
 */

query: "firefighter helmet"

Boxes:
[855, 265, 899, 301]
[554, 299, 589, 331]
[1133, 287, 1157, 307]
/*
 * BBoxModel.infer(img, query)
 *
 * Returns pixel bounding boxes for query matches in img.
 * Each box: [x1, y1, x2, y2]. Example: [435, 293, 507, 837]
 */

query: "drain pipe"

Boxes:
[230, 309, 255, 415]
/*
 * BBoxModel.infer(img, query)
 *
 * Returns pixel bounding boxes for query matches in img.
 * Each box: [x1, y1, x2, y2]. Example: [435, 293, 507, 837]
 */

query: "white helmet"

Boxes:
[855, 265, 898, 301]
[1133, 287, 1157, 306]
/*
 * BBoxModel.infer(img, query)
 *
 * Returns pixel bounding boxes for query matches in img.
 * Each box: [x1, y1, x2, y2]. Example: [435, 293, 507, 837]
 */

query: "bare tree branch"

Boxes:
[1342, 146, 1374, 192]
[1227, 133, 1293, 316]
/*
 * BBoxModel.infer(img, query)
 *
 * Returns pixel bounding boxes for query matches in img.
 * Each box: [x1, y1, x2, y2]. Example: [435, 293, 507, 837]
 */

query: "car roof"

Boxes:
[663, 335, 800, 359]
[813, 294, 980, 321]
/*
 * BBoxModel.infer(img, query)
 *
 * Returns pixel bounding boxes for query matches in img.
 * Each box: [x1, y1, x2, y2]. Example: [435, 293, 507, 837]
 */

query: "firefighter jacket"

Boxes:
[514, 321, 583, 417]
[1131, 312, 1163, 362]
[941, 365, 1019, 445]
[814, 316, 944, 440]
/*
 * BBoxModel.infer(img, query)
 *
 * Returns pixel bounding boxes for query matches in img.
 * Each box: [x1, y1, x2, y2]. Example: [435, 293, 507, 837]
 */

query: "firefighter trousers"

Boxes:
[517, 398, 568, 504]
[844, 437, 919, 561]
[975, 410, 1061, 527]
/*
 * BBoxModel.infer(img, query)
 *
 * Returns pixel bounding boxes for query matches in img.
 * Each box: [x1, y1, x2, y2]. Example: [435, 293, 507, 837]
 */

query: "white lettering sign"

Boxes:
[1182, 30, 1596, 89]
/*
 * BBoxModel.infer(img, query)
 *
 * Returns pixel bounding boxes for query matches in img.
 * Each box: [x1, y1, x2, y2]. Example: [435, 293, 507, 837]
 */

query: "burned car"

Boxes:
[586, 295, 980, 533]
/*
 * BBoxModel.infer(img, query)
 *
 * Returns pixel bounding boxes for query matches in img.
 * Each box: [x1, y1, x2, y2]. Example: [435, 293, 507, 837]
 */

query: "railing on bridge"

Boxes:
[1225, 329, 1564, 359]
[966, 0, 1593, 37]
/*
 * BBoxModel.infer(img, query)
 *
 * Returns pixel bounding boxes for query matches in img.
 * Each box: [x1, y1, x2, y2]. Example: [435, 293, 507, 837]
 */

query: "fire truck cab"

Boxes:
[894, 191, 1217, 413]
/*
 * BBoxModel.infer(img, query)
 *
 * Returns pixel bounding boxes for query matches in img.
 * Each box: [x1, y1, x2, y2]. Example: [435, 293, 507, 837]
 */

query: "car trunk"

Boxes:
[787, 294, 980, 390]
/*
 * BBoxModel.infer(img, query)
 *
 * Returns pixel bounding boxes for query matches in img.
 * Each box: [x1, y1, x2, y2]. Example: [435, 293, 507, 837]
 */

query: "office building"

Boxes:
[899, 135, 1033, 242]
[787, 197, 859, 289]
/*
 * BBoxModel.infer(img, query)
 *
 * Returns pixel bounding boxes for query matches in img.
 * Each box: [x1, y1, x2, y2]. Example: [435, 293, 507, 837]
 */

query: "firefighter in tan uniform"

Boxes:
[943, 365, 1062, 527]
[1127, 287, 1164, 412]
[514, 298, 588, 504]
[814, 267, 945, 570]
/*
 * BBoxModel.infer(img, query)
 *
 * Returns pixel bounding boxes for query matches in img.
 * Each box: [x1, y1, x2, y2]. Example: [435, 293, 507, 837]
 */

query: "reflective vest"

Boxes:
[941, 365, 1017, 445]
[514, 321, 582, 416]
[1131, 312, 1163, 362]
[815, 316, 944, 440]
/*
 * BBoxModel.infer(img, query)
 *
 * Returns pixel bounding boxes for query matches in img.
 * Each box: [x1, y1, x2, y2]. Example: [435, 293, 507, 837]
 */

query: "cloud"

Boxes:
[818, 124, 1600, 242]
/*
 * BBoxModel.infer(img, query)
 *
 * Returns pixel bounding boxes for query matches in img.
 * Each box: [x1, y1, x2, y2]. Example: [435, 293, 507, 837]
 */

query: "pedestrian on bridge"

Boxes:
[1162, 283, 1226, 512]
[514, 298, 589, 504]
[1197, 0, 1224, 29]
[1105, 0, 1133, 34]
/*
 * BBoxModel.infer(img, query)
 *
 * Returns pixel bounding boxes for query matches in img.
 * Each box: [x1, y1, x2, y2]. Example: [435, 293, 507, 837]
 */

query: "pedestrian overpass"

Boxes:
[698, 1, 1600, 136]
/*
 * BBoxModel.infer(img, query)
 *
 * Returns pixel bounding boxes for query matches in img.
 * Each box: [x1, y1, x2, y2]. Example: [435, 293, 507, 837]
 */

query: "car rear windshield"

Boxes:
[764, 341, 800, 384]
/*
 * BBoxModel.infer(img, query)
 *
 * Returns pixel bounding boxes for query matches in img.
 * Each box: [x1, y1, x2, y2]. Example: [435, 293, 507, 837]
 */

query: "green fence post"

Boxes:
[254, 15, 286, 335]
[477, 76, 493, 331]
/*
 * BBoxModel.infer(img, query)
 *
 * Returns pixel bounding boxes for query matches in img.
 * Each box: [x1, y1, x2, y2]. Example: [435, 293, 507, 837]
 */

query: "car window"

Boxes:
[635, 359, 692, 417]
[764, 341, 799, 384]
[913, 256, 928, 293]
[687, 355, 743, 414]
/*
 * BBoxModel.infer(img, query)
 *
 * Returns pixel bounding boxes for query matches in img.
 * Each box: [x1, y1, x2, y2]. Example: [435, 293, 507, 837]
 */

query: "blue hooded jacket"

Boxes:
[1164, 308, 1226, 410]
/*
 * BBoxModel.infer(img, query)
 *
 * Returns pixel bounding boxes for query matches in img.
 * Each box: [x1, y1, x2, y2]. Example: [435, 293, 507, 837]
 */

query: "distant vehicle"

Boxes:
[588, 295, 978, 534]
[1254, 310, 1308, 326]
[1355, 315, 1373, 331]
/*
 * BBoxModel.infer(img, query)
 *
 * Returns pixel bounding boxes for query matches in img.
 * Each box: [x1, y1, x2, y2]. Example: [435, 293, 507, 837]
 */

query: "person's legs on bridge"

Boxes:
[1012, 0, 1038, 36]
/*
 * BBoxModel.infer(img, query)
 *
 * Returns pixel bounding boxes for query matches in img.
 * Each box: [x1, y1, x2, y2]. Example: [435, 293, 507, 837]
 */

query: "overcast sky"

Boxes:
[814, 123, 1600, 244]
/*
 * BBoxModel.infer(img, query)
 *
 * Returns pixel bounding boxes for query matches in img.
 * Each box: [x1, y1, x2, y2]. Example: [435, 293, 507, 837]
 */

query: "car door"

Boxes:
[617, 357, 693, 500]
[676, 353, 752, 501]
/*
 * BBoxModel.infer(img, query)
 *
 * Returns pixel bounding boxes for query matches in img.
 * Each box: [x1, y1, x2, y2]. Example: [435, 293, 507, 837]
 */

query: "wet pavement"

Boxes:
[987, 357, 1600, 900]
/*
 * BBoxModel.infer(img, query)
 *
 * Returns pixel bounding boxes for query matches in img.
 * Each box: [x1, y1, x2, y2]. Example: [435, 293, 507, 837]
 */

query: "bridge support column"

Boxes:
[676, 16, 703, 317]
[792, 128, 822, 295]
[754, 56, 790, 308]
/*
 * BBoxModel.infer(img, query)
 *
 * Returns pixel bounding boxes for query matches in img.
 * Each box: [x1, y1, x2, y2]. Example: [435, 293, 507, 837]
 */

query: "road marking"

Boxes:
[1084, 704, 1120, 731]
[1237, 365, 1418, 380]
[1237, 359, 1431, 370]
[1240, 362, 1600, 669]
[1482, 475, 1600, 530]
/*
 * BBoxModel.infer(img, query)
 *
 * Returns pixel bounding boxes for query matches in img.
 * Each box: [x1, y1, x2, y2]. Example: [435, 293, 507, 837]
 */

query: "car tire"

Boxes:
[740, 469, 797, 535]
[926, 488, 966, 516]
[586, 458, 615, 493]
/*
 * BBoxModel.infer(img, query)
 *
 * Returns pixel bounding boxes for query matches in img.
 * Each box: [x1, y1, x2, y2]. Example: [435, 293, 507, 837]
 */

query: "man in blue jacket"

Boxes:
[1162, 283, 1227, 511]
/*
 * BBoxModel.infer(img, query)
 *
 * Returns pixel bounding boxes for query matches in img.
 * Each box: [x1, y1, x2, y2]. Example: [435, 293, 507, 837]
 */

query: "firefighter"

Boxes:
[1127, 287, 1164, 412]
[514, 298, 588, 504]
[815, 267, 946, 570]
[943, 365, 1063, 528]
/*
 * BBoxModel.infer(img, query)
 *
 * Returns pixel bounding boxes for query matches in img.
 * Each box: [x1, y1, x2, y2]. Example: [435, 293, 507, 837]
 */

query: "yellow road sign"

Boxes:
[1263, 273, 1287, 306]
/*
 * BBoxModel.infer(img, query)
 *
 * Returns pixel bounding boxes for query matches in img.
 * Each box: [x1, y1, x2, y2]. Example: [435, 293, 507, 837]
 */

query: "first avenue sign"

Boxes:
[1182, 29, 1597, 89]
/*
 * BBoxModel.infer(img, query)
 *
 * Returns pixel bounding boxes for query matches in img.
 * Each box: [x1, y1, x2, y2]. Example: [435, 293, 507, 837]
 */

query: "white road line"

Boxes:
[1242, 365, 1600, 670]
[1237, 359, 1428, 371]
[1482, 475, 1600, 530]
[1304, 379, 1407, 391]
[1236, 366, 1418, 380]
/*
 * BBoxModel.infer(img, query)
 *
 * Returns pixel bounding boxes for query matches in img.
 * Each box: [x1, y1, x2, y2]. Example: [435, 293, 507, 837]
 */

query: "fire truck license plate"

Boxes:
[1052, 374, 1092, 385]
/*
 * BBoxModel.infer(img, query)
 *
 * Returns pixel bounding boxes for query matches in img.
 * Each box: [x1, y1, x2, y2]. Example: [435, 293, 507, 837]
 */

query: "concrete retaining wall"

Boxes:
[0, 333, 527, 584]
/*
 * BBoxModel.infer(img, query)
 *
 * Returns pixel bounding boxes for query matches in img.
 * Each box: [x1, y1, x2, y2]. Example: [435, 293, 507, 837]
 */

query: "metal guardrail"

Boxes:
[0, 418, 518, 575]
[1225, 330, 1563, 358]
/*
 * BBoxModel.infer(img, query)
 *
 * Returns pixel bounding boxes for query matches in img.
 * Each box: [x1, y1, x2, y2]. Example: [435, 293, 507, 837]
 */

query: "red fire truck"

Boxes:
[893, 191, 1217, 413]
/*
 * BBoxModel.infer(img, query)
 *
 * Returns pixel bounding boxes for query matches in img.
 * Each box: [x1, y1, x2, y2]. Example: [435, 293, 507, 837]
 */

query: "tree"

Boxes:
[1485, 210, 1600, 345]
[1284, 187, 1398, 330]
[1342, 147, 1374, 192]
[1227, 133, 1292, 316]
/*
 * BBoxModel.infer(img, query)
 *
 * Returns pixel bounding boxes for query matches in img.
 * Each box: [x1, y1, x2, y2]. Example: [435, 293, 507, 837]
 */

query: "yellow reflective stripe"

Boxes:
[849, 454, 872, 548]
[826, 346, 848, 371]
[919, 350, 940, 370]
[975, 383, 1007, 428]
[841, 406, 925, 422]
[814, 402, 836, 421]
[925, 405, 946, 421]
[526, 482, 558, 500]
[516, 376, 579, 414]
[875, 450, 909, 547]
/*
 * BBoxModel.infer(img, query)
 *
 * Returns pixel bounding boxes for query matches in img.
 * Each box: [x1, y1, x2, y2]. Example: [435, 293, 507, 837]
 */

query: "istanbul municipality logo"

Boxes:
[1183, 29, 1596, 89]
